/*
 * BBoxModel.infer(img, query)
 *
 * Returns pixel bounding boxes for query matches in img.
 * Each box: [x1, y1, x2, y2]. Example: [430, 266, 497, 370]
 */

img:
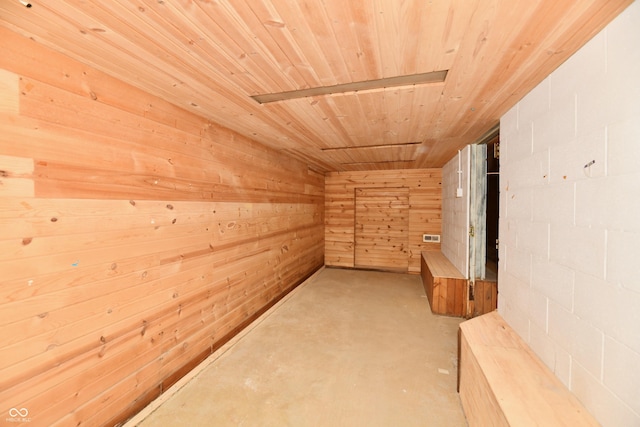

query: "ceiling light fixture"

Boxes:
[252, 70, 448, 104]
[340, 160, 414, 165]
[321, 142, 421, 151]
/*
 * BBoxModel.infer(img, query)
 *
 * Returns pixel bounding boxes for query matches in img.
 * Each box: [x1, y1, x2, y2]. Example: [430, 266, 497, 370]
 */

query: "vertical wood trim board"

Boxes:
[470, 279, 498, 318]
[0, 28, 324, 426]
[326, 169, 441, 273]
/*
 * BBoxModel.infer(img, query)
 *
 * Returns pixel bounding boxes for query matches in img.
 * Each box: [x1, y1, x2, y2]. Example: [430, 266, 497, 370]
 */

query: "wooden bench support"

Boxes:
[459, 311, 599, 426]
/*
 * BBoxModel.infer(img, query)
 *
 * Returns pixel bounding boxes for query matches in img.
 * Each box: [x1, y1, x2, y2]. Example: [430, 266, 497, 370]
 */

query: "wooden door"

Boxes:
[354, 187, 409, 271]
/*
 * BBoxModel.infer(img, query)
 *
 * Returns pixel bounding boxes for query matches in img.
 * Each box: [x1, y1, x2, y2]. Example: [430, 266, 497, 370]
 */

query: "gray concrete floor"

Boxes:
[126, 267, 468, 427]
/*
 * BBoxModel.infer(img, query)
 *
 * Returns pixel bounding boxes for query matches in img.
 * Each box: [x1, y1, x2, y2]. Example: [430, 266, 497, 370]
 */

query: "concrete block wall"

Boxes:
[441, 145, 470, 278]
[498, 2, 640, 426]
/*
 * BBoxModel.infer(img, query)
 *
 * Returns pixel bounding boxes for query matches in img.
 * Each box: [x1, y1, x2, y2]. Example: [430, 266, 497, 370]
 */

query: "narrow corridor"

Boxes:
[126, 268, 466, 426]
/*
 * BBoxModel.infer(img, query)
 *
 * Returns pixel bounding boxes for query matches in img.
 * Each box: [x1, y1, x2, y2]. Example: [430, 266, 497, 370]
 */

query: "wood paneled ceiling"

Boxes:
[0, 0, 631, 172]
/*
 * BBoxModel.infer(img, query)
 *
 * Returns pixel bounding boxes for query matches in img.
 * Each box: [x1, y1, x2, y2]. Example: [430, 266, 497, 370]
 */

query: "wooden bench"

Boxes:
[421, 251, 466, 316]
[421, 251, 498, 317]
[459, 311, 599, 426]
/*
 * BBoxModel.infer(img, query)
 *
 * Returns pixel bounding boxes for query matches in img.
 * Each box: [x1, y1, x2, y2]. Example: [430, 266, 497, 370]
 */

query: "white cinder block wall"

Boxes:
[498, 2, 640, 425]
[441, 145, 470, 278]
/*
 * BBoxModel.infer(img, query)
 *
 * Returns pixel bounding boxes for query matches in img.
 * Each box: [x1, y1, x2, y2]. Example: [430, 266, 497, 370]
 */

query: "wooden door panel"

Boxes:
[355, 187, 409, 271]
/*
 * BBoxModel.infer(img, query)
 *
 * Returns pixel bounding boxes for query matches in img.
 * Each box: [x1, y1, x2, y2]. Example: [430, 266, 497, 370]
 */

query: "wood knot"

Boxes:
[22, 237, 33, 245]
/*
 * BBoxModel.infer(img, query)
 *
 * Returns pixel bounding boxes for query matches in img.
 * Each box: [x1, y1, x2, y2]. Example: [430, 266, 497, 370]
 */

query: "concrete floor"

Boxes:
[125, 267, 468, 427]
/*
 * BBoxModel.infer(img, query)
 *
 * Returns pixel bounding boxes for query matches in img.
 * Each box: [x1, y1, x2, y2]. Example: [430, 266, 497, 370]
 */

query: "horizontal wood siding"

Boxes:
[325, 169, 441, 273]
[0, 29, 324, 427]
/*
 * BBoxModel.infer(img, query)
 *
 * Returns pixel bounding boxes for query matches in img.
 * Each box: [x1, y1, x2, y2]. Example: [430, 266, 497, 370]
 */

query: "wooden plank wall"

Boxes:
[326, 169, 441, 273]
[0, 28, 324, 427]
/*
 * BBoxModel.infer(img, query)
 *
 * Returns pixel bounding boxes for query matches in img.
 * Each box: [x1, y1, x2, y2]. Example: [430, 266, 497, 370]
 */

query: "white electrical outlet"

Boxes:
[456, 188, 463, 198]
[422, 234, 441, 243]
